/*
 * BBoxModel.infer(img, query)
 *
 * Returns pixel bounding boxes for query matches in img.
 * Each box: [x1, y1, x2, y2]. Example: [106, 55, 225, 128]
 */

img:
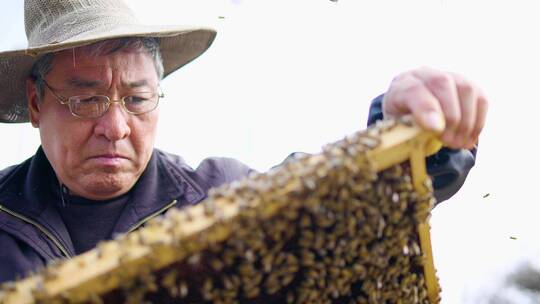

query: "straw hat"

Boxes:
[0, 0, 217, 123]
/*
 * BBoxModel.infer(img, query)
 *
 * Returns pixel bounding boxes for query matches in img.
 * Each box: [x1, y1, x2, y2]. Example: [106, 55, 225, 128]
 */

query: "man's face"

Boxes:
[27, 47, 160, 200]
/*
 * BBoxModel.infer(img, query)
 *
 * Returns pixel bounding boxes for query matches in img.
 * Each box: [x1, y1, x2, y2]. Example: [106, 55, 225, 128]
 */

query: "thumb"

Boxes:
[383, 94, 446, 132]
[418, 110, 445, 133]
[405, 93, 446, 133]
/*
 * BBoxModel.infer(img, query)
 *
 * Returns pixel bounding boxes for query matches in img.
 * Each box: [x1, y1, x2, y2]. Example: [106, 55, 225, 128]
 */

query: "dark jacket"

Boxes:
[0, 97, 476, 283]
[0, 148, 252, 283]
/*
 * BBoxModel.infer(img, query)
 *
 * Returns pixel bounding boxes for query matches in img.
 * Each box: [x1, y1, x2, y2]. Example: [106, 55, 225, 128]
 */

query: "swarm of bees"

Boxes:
[0, 119, 441, 304]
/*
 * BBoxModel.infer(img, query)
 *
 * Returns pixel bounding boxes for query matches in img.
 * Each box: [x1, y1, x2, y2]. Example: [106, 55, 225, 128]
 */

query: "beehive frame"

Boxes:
[0, 118, 442, 304]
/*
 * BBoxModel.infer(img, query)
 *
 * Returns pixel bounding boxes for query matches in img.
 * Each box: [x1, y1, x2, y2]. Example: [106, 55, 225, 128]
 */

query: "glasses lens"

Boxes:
[123, 92, 159, 114]
[70, 95, 109, 118]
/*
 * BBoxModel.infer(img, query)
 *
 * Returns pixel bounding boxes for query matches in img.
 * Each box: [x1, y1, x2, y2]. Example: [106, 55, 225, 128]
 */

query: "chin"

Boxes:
[81, 173, 136, 199]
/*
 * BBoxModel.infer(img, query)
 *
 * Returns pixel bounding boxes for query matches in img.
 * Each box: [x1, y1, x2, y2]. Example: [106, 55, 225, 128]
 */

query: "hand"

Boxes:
[382, 67, 488, 149]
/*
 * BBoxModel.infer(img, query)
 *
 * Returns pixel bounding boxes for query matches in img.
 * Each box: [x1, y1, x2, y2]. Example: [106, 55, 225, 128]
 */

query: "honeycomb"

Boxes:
[0, 119, 441, 304]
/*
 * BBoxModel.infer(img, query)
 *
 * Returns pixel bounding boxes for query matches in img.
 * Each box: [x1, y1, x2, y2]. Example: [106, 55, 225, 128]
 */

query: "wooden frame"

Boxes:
[0, 119, 442, 304]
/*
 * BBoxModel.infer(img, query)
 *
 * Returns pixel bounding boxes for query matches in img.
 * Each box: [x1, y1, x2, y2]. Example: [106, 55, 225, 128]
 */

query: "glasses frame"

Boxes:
[41, 80, 164, 119]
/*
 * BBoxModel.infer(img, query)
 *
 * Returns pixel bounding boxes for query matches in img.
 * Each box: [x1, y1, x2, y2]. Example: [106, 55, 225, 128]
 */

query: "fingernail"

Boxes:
[424, 112, 445, 132]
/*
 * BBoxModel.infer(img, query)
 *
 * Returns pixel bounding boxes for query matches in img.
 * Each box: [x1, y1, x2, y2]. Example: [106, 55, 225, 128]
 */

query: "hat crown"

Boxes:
[24, 0, 138, 48]
[0, 0, 216, 123]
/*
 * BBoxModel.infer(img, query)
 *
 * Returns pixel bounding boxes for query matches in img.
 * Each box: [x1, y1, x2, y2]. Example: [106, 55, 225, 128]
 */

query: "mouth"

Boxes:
[89, 154, 129, 166]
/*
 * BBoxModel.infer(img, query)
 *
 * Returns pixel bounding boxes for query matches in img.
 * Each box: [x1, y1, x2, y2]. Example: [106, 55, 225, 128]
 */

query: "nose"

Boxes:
[94, 102, 131, 141]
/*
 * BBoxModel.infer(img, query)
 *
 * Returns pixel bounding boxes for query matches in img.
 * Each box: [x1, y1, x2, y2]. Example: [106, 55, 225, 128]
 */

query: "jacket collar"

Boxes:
[0, 147, 56, 216]
[109, 149, 191, 234]
[0, 147, 204, 257]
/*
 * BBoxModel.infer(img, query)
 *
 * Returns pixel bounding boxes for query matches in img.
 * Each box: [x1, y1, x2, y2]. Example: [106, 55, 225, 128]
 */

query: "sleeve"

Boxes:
[196, 157, 255, 189]
[367, 94, 477, 204]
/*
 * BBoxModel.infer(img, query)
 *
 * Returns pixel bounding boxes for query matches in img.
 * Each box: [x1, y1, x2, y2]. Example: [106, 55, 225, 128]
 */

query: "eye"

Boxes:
[124, 94, 152, 103]
[73, 95, 103, 103]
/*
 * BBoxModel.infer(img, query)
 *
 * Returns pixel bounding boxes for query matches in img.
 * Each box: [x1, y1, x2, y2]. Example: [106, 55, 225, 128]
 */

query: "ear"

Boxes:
[26, 78, 41, 128]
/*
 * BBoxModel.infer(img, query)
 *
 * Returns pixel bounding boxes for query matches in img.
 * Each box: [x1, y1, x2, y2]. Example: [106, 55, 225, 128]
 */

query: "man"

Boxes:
[0, 0, 487, 283]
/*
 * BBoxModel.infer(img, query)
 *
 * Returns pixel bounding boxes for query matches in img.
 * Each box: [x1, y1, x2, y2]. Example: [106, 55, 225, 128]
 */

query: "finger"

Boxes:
[452, 73, 477, 148]
[465, 92, 489, 149]
[382, 74, 416, 118]
[383, 73, 445, 131]
[411, 68, 461, 143]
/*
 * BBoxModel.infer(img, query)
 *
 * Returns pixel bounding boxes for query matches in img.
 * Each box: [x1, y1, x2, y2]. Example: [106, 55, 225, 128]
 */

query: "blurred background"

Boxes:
[1, 1, 539, 303]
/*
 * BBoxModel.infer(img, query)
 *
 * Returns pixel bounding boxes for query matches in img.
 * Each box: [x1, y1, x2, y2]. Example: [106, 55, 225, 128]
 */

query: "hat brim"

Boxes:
[0, 25, 216, 123]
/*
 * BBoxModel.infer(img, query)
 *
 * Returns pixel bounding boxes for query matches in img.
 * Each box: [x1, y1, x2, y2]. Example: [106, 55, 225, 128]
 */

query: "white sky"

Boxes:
[1, 1, 539, 303]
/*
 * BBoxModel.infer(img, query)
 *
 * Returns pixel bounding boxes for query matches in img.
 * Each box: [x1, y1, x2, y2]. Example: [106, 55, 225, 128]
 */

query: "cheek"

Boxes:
[130, 113, 159, 161]
[38, 104, 93, 167]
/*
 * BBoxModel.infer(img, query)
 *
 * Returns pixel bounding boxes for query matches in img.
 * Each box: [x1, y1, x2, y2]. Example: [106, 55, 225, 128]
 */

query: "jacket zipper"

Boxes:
[126, 199, 177, 234]
[0, 204, 72, 259]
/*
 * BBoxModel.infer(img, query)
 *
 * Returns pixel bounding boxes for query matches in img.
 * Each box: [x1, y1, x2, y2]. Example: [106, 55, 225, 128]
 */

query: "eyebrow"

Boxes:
[64, 77, 152, 89]
[65, 77, 103, 88]
[122, 79, 150, 88]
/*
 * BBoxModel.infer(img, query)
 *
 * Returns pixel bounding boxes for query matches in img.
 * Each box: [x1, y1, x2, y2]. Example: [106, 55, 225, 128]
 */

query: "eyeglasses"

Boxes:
[42, 80, 164, 118]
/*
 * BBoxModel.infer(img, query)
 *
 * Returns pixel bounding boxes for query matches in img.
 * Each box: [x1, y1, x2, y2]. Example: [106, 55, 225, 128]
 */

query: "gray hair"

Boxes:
[31, 37, 164, 100]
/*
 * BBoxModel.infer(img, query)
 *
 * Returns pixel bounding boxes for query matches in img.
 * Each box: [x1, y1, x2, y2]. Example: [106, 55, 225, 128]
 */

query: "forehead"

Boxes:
[49, 47, 158, 84]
